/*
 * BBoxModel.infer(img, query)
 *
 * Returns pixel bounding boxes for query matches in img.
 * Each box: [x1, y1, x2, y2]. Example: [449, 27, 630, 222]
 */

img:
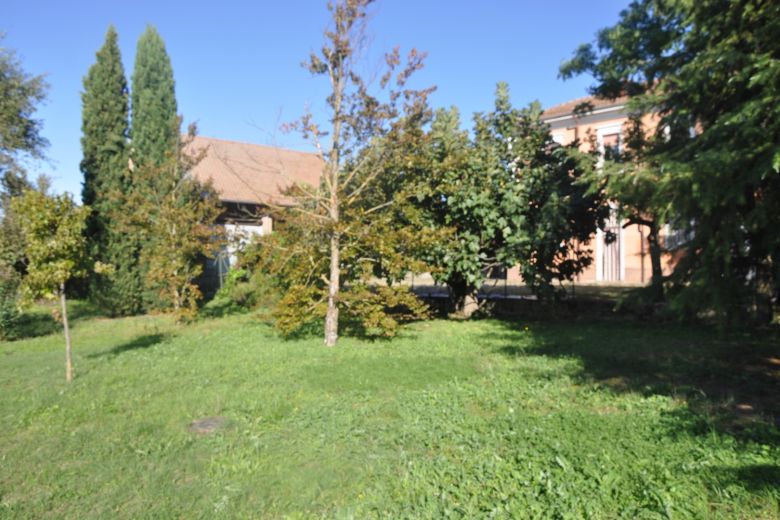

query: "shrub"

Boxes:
[0, 264, 21, 340]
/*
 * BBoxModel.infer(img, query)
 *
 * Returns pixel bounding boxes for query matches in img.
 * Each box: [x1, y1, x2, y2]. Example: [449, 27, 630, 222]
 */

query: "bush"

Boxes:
[0, 264, 21, 340]
[202, 267, 282, 318]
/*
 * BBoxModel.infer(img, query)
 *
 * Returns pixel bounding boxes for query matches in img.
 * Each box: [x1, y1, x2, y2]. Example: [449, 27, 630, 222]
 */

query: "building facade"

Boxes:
[536, 95, 671, 285]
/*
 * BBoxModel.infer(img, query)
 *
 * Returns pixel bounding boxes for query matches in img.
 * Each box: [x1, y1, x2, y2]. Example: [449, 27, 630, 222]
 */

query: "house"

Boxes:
[539, 95, 672, 284]
[187, 136, 323, 287]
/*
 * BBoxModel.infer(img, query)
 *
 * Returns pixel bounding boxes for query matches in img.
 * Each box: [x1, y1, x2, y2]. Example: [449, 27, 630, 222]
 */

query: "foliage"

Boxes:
[0, 263, 20, 339]
[406, 84, 606, 314]
[10, 191, 89, 302]
[0, 37, 49, 308]
[1, 310, 778, 517]
[11, 190, 90, 381]
[129, 127, 224, 321]
[561, 0, 780, 324]
[268, 0, 434, 343]
[130, 25, 178, 169]
[0, 35, 48, 178]
[80, 26, 142, 315]
[0, 170, 35, 271]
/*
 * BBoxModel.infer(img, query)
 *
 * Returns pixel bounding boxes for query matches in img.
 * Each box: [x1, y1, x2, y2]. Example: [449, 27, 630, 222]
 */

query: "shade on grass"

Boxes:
[1, 305, 778, 517]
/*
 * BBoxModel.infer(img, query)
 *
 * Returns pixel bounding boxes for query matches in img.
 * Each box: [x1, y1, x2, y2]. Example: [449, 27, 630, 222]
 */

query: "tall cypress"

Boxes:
[131, 26, 178, 169]
[130, 26, 180, 309]
[80, 25, 143, 314]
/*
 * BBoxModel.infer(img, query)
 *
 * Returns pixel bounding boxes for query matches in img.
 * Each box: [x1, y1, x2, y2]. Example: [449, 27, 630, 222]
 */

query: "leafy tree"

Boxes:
[272, 0, 433, 345]
[80, 25, 142, 315]
[11, 191, 89, 381]
[129, 126, 224, 321]
[0, 36, 48, 272]
[131, 25, 177, 169]
[0, 35, 48, 178]
[408, 84, 606, 316]
[561, 0, 780, 323]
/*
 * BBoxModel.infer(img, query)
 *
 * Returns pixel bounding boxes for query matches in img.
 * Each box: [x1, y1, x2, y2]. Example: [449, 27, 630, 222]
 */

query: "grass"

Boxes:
[1, 304, 779, 518]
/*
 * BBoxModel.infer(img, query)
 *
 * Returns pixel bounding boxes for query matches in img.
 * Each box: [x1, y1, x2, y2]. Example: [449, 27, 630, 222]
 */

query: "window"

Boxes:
[602, 132, 621, 161]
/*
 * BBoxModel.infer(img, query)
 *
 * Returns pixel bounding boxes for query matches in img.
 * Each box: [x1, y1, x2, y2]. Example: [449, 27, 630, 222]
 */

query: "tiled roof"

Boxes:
[187, 136, 323, 206]
[541, 95, 629, 120]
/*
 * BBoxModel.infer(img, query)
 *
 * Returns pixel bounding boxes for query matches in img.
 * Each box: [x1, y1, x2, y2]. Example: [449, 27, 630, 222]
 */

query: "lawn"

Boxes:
[1, 304, 779, 518]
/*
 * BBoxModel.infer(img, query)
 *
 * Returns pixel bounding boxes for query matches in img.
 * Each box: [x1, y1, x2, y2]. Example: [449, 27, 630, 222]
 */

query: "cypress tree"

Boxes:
[131, 26, 178, 169]
[80, 25, 143, 314]
[130, 26, 180, 309]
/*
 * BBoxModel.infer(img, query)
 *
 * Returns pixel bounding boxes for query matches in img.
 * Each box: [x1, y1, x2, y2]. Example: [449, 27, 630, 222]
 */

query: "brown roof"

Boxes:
[541, 95, 629, 120]
[187, 136, 323, 206]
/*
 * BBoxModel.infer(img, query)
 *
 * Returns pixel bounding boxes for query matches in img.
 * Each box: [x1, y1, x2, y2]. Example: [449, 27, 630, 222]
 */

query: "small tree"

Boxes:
[12, 191, 89, 382]
[273, 0, 433, 345]
[129, 126, 224, 321]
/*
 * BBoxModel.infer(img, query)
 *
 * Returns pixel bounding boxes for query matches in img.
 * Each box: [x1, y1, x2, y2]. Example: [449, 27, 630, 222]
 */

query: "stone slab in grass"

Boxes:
[188, 416, 228, 435]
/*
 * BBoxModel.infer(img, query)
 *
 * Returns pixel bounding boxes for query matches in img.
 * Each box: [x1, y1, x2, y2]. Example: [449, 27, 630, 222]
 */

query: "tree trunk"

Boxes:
[60, 283, 74, 383]
[646, 222, 664, 302]
[324, 232, 340, 347]
[449, 278, 479, 319]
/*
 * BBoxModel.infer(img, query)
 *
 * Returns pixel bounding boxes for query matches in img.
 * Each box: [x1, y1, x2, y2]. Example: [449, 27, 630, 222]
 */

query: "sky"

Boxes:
[4, 0, 629, 198]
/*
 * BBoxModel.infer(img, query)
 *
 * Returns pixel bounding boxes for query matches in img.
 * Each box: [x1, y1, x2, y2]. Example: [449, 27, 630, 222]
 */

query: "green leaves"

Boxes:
[11, 191, 89, 302]
[564, 0, 780, 323]
[413, 84, 605, 309]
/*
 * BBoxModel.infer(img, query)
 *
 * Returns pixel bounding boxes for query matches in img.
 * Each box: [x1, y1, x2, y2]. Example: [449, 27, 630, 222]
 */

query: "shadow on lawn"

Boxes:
[494, 318, 780, 442]
[10, 300, 106, 340]
[87, 333, 169, 358]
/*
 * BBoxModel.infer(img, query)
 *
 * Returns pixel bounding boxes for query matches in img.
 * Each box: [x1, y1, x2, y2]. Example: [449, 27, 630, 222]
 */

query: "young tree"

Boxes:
[276, 0, 433, 345]
[561, 0, 780, 323]
[131, 25, 178, 169]
[80, 25, 142, 315]
[11, 191, 89, 382]
[130, 126, 225, 321]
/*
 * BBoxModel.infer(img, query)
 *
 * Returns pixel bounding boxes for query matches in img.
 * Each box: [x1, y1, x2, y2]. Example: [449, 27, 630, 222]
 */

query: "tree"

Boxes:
[561, 0, 780, 323]
[0, 37, 49, 338]
[131, 25, 177, 169]
[407, 84, 606, 317]
[588, 115, 671, 302]
[12, 191, 89, 382]
[271, 0, 433, 345]
[129, 126, 225, 321]
[80, 25, 142, 315]
[0, 35, 48, 178]
[130, 25, 182, 310]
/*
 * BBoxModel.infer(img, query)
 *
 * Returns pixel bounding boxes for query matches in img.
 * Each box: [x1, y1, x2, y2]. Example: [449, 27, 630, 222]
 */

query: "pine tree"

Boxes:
[80, 25, 143, 315]
[131, 25, 177, 169]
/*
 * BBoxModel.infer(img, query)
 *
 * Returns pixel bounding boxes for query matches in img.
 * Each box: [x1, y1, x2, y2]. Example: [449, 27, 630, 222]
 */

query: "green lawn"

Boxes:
[1, 304, 779, 518]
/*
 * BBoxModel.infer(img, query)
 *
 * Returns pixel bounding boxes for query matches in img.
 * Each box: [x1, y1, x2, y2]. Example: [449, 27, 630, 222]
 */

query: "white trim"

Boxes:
[542, 104, 625, 124]
[596, 227, 604, 281]
[620, 220, 626, 281]
[596, 123, 624, 168]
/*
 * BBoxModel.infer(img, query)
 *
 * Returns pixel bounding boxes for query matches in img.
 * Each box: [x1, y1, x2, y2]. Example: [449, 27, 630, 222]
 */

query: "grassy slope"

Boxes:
[1, 305, 779, 518]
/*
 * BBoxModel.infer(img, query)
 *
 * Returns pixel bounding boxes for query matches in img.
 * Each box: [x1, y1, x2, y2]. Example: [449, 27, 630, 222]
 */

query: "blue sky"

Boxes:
[5, 1, 628, 197]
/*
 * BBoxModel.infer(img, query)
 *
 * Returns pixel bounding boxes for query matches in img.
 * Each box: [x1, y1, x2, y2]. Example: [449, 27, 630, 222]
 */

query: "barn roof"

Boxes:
[187, 136, 323, 206]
